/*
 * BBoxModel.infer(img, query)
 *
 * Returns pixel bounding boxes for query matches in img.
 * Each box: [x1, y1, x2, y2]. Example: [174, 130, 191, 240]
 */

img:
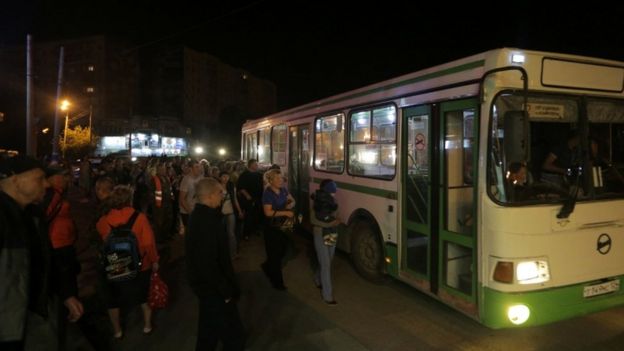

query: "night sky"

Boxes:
[2, 1, 624, 110]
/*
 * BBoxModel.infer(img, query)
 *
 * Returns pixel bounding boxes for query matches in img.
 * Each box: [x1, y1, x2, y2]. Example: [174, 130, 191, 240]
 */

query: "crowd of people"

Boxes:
[0, 153, 343, 351]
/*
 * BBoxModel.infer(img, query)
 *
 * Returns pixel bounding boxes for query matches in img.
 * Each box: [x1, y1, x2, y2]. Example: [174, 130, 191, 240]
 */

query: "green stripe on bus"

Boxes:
[312, 178, 397, 200]
[481, 276, 624, 328]
[286, 60, 485, 116]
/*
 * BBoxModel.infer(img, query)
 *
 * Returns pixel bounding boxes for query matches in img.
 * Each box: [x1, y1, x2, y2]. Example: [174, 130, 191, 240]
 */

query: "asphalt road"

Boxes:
[66, 230, 624, 351]
[64, 184, 624, 351]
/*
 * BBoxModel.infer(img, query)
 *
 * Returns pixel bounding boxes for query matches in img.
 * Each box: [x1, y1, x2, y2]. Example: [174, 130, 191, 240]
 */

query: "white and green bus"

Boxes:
[241, 48, 624, 328]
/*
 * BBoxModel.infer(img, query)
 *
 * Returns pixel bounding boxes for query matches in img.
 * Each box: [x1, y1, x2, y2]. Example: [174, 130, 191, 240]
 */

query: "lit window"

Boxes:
[86, 87, 94, 93]
[271, 125, 287, 166]
[314, 113, 345, 173]
[88, 65, 95, 71]
[257, 128, 270, 164]
[348, 105, 397, 179]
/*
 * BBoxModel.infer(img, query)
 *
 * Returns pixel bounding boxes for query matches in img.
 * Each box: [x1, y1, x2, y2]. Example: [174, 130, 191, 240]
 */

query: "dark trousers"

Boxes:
[263, 225, 288, 287]
[0, 341, 23, 351]
[196, 297, 245, 351]
[180, 213, 190, 229]
[242, 200, 261, 237]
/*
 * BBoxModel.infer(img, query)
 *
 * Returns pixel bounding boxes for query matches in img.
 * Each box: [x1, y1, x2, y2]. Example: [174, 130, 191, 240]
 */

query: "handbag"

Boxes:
[148, 271, 169, 309]
[270, 211, 295, 233]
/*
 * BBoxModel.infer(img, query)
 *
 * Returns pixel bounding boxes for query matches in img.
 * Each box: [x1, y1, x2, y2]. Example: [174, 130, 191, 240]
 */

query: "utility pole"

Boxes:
[88, 104, 93, 143]
[26, 35, 34, 156]
[52, 46, 64, 160]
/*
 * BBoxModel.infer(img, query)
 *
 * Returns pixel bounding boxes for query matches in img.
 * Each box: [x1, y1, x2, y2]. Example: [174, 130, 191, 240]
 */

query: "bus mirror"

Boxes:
[504, 111, 528, 163]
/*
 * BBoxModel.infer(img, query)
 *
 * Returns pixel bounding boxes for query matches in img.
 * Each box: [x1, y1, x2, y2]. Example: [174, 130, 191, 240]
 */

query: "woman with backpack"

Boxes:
[96, 185, 160, 339]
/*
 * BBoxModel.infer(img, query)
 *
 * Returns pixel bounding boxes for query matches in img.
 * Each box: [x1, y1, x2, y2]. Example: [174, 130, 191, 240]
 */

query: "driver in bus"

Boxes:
[508, 161, 568, 202]
[507, 162, 530, 202]
[541, 130, 580, 186]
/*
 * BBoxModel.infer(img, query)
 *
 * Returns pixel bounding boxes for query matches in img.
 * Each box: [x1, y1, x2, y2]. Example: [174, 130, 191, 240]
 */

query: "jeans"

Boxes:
[313, 226, 336, 301]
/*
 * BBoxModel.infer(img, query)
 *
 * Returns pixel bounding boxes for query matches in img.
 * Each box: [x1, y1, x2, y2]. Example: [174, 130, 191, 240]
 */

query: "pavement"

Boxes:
[65, 184, 368, 351]
[57, 184, 624, 351]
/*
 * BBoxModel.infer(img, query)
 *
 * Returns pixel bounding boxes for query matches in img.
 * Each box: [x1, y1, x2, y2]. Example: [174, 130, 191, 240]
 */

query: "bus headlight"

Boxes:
[507, 304, 530, 325]
[516, 260, 550, 284]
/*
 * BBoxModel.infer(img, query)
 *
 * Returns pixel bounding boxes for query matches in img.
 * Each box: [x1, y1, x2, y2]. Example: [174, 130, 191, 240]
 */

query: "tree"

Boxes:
[59, 125, 98, 160]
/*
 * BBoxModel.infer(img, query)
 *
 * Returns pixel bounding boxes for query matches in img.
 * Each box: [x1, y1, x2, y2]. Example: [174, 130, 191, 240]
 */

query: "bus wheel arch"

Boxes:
[347, 209, 387, 283]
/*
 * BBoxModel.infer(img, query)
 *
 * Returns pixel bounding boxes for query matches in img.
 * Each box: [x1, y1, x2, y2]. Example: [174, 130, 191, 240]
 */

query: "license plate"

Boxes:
[583, 280, 620, 298]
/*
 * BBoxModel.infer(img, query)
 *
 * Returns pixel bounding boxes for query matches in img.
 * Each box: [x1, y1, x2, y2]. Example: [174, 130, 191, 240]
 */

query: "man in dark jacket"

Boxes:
[186, 177, 245, 351]
[236, 159, 263, 239]
[0, 155, 76, 350]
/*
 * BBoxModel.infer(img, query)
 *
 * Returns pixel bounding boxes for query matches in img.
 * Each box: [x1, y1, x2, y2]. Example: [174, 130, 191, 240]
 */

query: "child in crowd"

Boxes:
[312, 179, 338, 246]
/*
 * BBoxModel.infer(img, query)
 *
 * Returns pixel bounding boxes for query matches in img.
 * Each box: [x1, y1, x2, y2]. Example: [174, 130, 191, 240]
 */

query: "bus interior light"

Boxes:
[516, 261, 550, 284]
[493, 261, 514, 283]
[507, 304, 530, 325]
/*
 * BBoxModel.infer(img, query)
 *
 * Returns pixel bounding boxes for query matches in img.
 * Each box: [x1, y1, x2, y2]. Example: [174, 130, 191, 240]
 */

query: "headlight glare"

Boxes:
[516, 260, 550, 284]
[507, 304, 530, 325]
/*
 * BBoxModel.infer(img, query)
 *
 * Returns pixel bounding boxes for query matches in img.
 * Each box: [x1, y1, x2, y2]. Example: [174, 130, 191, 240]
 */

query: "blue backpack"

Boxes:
[102, 211, 142, 282]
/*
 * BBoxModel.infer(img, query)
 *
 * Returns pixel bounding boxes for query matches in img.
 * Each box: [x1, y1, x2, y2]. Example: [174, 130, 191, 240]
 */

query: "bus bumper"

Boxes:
[481, 276, 624, 328]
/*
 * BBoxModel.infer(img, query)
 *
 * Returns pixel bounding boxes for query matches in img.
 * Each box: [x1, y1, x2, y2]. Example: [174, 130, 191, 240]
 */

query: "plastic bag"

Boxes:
[148, 271, 169, 309]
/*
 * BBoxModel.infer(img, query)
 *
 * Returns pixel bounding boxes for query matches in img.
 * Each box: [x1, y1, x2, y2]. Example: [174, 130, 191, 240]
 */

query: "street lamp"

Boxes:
[60, 99, 70, 159]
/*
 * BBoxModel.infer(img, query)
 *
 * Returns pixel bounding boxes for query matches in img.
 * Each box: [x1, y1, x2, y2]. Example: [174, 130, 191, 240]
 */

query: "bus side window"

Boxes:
[348, 105, 396, 179]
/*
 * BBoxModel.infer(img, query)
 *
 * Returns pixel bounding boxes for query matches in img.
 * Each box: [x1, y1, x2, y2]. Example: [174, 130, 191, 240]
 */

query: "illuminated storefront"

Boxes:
[96, 133, 188, 157]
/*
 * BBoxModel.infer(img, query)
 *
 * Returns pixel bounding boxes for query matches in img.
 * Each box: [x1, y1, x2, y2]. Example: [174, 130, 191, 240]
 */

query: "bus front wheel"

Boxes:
[350, 220, 386, 283]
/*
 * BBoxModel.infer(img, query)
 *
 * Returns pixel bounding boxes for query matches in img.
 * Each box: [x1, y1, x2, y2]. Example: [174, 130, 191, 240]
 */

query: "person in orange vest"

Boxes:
[147, 161, 174, 245]
[96, 185, 159, 339]
[43, 164, 85, 348]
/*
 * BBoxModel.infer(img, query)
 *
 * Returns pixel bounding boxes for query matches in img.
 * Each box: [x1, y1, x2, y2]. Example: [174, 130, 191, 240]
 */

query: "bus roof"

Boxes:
[243, 47, 624, 130]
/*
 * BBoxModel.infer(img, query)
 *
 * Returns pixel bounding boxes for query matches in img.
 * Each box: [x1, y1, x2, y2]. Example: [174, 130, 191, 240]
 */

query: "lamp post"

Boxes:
[88, 104, 92, 143]
[60, 99, 70, 160]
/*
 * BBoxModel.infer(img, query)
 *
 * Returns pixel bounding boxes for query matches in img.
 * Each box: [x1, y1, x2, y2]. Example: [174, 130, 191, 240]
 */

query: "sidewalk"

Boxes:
[66, 184, 187, 351]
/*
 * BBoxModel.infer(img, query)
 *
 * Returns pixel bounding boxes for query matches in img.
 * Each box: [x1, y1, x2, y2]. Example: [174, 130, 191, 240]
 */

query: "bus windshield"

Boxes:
[488, 92, 624, 205]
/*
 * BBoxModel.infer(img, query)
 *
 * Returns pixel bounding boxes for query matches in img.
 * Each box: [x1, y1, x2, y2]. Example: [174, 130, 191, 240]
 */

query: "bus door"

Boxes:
[401, 99, 479, 315]
[401, 105, 434, 291]
[438, 99, 479, 315]
[288, 124, 311, 222]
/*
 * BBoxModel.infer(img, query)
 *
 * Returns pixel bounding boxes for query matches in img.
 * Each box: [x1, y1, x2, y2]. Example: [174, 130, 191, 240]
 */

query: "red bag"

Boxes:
[148, 271, 169, 309]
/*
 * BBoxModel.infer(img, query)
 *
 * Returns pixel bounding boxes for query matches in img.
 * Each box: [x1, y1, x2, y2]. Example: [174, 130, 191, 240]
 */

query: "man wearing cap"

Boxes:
[0, 155, 82, 350]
